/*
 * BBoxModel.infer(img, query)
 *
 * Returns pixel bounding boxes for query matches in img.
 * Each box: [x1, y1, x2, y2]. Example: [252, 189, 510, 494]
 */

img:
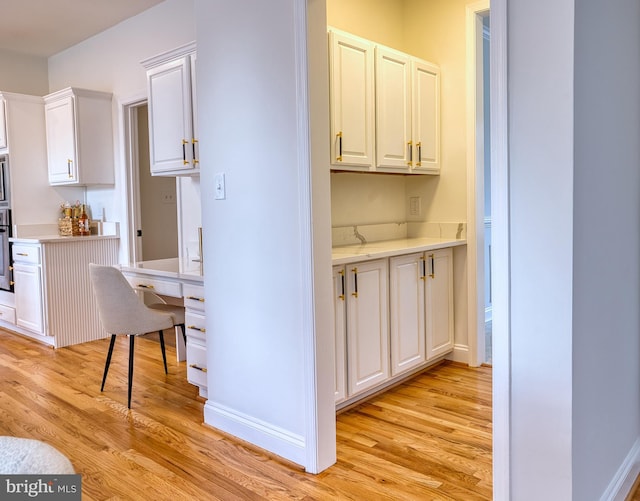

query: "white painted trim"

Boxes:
[466, 1, 489, 370]
[119, 94, 147, 265]
[490, 0, 511, 498]
[293, 0, 322, 475]
[601, 437, 640, 501]
[447, 344, 470, 364]
[204, 401, 306, 466]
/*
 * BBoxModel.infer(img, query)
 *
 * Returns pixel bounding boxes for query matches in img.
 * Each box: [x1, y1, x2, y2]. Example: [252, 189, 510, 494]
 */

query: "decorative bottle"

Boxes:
[78, 204, 90, 236]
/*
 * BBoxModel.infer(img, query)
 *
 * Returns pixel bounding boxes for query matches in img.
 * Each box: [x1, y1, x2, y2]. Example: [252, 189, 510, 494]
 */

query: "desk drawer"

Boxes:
[187, 339, 207, 388]
[125, 275, 182, 298]
[185, 311, 206, 342]
[12, 244, 40, 264]
[183, 284, 205, 312]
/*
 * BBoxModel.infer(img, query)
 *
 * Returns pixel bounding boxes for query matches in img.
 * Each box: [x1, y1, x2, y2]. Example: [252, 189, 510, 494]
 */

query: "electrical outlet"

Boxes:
[161, 191, 175, 204]
[409, 196, 421, 216]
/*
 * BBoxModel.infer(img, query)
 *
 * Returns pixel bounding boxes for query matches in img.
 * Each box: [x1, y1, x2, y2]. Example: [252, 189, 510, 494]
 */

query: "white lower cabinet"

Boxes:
[389, 247, 454, 374]
[183, 283, 207, 398]
[346, 259, 389, 397]
[389, 253, 426, 375]
[425, 248, 454, 359]
[332, 267, 347, 403]
[12, 245, 44, 335]
[333, 247, 454, 407]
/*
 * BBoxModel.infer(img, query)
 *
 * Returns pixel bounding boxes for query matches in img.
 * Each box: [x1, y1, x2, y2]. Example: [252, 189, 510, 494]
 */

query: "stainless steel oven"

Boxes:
[0, 209, 12, 291]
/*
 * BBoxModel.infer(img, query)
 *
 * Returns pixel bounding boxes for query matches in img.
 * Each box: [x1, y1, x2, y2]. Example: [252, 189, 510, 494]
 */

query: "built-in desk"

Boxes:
[120, 258, 208, 398]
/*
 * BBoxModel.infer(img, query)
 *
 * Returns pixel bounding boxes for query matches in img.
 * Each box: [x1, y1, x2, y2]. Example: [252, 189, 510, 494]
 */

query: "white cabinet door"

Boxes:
[389, 253, 426, 376]
[375, 46, 412, 171]
[426, 248, 454, 359]
[147, 56, 197, 175]
[411, 59, 440, 174]
[333, 266, 347, 403]
[329, 30, 375, 169]
[346, 259, 389, 396]
[13, 262, 44, 334]
[45, 96, 77, 184]
[0, 98, 7, 151]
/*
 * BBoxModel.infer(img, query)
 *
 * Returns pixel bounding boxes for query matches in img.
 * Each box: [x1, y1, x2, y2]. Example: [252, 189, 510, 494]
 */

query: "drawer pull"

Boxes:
[187, 325, 206, 333]
[137, 284, 155, 289]
[15, 253, 28, 257]
[186, 296, 205, 302]
[189, 364, 207, 373]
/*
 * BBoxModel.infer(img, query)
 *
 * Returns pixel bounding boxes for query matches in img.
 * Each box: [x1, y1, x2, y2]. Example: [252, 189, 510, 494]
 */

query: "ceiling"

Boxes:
[0, 0, 165, 58]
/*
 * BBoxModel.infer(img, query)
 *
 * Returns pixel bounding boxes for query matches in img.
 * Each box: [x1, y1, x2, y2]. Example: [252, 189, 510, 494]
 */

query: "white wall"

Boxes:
[572, 0, 640, 498]
[508, 0, 575, 497]
[196, 0, 335, 471]
[0, 50, 48, 96]
[46, 0, 197, 264]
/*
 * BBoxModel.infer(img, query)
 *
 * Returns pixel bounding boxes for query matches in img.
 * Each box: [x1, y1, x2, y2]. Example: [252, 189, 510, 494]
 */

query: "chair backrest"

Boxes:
[88, 263, 174, 336]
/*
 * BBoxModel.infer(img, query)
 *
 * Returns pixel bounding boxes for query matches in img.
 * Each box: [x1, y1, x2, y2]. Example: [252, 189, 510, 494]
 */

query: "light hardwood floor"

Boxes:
[0, 328, 492, 500]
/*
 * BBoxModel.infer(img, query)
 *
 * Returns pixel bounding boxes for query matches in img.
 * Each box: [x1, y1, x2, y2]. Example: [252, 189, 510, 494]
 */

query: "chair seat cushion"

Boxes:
[0, 437, 75, 474]
[148, 303, 185, 325]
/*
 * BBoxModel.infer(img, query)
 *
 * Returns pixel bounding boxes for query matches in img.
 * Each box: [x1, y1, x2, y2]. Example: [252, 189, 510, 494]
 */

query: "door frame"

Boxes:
[122, 97, 146, 265]
[466, 0, 510, 498]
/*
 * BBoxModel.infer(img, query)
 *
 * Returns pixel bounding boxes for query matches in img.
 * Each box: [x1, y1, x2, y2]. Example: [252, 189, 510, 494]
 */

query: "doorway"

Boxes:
[124, 101, 179, 264]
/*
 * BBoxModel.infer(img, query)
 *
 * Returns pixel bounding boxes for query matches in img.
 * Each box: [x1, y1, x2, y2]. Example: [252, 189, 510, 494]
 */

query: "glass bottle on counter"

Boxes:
[78, 204, 90, 236]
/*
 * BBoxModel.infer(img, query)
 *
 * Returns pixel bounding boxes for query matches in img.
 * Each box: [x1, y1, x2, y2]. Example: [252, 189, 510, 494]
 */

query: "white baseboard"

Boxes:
[601, 436, 640, 501]
[203, 400, 306, 468]
[446, 344, 469, 364]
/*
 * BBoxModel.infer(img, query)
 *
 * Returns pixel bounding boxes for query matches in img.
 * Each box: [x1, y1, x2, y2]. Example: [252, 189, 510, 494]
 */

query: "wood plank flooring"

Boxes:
[0, 328, 492, 500]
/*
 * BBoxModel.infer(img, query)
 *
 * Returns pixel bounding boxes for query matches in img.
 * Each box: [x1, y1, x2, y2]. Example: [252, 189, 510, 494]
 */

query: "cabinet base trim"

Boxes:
[0, 321, 54, 347]
[204, 401, 305, 468]
[336, 356, 449, 412]
[446, 343, 469, 364]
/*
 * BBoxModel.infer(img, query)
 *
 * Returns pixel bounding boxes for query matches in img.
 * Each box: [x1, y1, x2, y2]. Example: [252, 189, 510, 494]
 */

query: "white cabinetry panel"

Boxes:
[329, 30, 375, 169]
[346, 259, 389, 396]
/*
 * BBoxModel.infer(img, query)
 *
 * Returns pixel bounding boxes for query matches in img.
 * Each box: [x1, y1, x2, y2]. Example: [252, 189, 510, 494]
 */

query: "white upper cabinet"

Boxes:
[328, 29, 441, 175]
[376, 46, 441, 174]
[328, 30, 375, 170]
[44, 87, 114, 186]
[411, 59, 440, 174]
[0, 98, 7, 151]
[375, 46, 412, 171]
[142, 42, 198, 176]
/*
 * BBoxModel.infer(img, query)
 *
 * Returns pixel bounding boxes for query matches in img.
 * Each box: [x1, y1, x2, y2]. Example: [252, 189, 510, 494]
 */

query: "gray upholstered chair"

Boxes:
[89, 263, 177, 408]
[140, 292, 186, 346]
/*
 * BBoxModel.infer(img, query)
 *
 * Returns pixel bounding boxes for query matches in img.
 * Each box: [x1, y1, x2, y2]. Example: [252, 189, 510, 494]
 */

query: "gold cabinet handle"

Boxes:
[429, 254, 435, 278]
[420, 256, 426, 280]
[189, 364, 207, 373]
[137, 284, 155, 289]
[186, 296, 205, 302]
[182, 139, 189, 165]
[15, 253, 28, 257]
[338, 269, 345, 301]
[351, 267, 358, 298]
[407, 141, 413, 166]
[187, 325, 206, 333]
[192, 138, 199, 165]
[336, 131, 343, 161]
[67, 159, 73, 178]
[416, 142, 422, 166]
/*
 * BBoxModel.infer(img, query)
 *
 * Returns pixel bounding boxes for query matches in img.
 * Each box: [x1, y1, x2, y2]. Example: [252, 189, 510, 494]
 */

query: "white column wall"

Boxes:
[196, 0, 334, 470]
[572, 0, 640, 498]
[508, 0, 575, 498]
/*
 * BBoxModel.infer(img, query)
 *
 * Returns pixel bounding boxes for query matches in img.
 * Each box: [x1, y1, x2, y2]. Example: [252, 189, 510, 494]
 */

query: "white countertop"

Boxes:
[10, 234, 120, 244]
[332, 237, 466, 265]
[120, 257, 204, 282]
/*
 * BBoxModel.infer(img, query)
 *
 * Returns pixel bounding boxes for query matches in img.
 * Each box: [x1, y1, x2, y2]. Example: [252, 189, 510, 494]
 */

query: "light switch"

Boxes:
[214, 173, 226, 200]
